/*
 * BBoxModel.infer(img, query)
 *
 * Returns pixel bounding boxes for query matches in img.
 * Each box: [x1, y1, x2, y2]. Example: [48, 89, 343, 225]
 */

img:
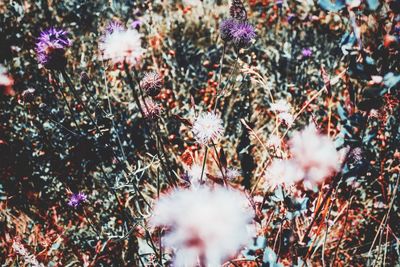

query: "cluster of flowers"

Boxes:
[265, 124, 341, 189]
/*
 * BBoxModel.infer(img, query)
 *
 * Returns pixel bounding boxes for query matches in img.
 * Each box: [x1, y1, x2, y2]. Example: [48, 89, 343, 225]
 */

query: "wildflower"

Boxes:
[230, 22, 256, 48]
[192, 112, 224, 145]
[187, 163, 204, 185]
[301, 48, 313, 58]
[270, 99, 291, 114]
[141, 98, 162, 119]
[150, 186, 254, 266]
[267, 134, 281, 148]
[67, 192, 87, 208]
[105, 21, 123, 34]
[263, 159, 304, 188]
[225, 168, 240, 180]
[35, 27, 72, 70]
[131, 20, 141, 30]
[140, 71, 163, 97]
[220, 18, 237, 42]
[99, 24, 145, 65]
[277, 112, 294, 126]
[289, 124, 340, 184]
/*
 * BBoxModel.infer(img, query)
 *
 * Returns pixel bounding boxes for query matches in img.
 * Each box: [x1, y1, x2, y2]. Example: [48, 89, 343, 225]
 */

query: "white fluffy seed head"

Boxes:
[270, 99, 292, 114]
[192, 112, 224, 145]
[263, 159, 304, 189]
[290, 124, 340, 184]
[99, 28, 145, 65]
[149, 186, 255, 266]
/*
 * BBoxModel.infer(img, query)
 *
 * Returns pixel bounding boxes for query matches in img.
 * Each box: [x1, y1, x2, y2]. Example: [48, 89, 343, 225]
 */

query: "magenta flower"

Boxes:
[301, 48, 313, 58]
[35, 27, 71, 70]
[68, 192, 87, 208]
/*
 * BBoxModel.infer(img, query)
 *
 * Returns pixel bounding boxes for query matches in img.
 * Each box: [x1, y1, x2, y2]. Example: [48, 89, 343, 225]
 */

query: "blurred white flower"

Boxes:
[187, 163, 204, 185]
[270, 99, 291, 113]
[225, 168, 240, 180]
[150, 186, 254, 267]
[277, 112, 294, 126]
[290, 124, 340, 184]
[267, 134, 281, 148]
[263, 159, 304, 189]
[182, 0, 203, 5]
[192, 112, 224, 145]
[99, 27, 145, 65]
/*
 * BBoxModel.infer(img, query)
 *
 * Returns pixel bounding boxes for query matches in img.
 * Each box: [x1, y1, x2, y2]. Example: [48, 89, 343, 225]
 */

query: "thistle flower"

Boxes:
[267, 134, 281, 148]
[35, 27, 72, 70]
[192, 112, 224, 145]
[187, 163, 204, 185]
[99, 24, 145, 65]
[140, 71, 163, 97]
[149, 186, 254, 267]
[270, 99, 292, 113]
[67, 192, 87, 208]
[263, 159, 304, 188]
[230, 22, 256, 48]
[220, 18, 237, 42]
[289, 125, 340, 184]
[225, 168, 240, 180]
[141, 98, 162, 119]
[301, 48, 313, 58]
[277, 112, 294, 126]
[105, 21, 123, 34]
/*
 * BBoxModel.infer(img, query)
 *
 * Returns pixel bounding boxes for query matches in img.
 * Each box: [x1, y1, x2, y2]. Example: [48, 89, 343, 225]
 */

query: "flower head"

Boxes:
[141, 98, 162, 119]
[36, 27, 71, 70]
[270, 99, 292, 113]
[99, 24, 145, 65]
[231, 22, 256, 48]
[105, 21, 124, 34]
[220, 18, 237, 42]
[67, 192, 87, 208]
[187, 163, 205, 185]
[277, 112, 294, 126]
[263, 159, 304, 189]
[150, 186, 254, 266]
[301, 48, 313, 58]
[267, 134, 281, 148]
[192, 112, 224, 145]
[289, 124, 340, 184]
[140, 71, 163, 97]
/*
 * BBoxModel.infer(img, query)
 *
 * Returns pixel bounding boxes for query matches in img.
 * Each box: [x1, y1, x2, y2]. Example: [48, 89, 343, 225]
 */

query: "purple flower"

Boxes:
[131, 20, 141, 30]
[287, 13, 296, 24]
[230, 22, 256, 48]
[105, 21, 123, 35]
[68, 192, 87, 208]
[301, 48, 313, 58]
[36, 27, 71, 70]
[220, 18, 237, 42]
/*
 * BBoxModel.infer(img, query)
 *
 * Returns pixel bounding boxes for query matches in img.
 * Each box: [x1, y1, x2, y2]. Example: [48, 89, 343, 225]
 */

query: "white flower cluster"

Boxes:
[150, 186, 254, 266]
[264, 124, 340, 189]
